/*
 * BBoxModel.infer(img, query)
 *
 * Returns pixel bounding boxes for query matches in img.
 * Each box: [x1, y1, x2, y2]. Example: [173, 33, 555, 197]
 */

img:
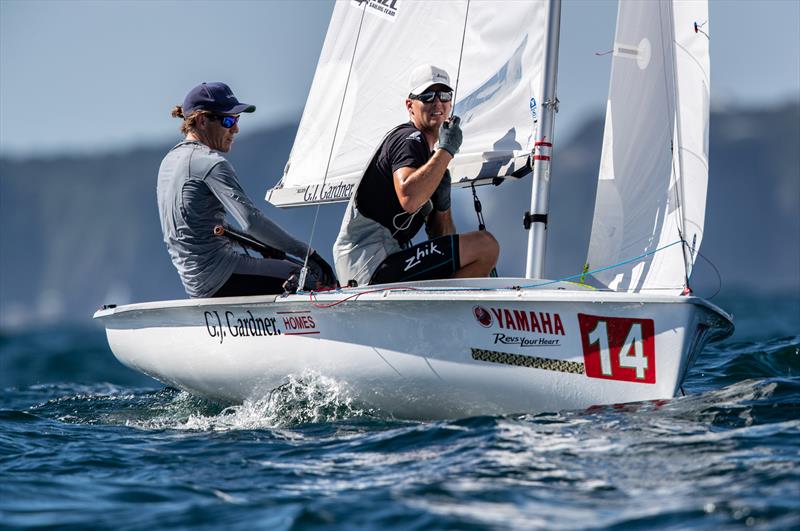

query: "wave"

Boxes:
[686, 334, 799, 391]
[19, 371, 386, 432]
[12, 374, 797, 439]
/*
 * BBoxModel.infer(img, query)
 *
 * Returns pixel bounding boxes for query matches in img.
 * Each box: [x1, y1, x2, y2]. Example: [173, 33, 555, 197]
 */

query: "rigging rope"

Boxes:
[519, 239, 685, 290]
[691, 247, 723, 299]
[470, 182, 498, 277]
[470, 182, 486, 231]
[298, 1, 369, 289]
[450, 0, 471, 118]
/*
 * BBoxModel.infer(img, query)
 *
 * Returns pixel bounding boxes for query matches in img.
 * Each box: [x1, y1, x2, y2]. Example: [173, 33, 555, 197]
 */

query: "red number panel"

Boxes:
[578, 314, 656, 384]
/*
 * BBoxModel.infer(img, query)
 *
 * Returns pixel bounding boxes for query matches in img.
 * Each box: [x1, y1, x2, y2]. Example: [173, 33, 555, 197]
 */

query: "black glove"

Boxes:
[308, 250, 338, 288]
[431, 169, 452, 211]
[438, 115, 462, 156]
[282, 273, 300, 295]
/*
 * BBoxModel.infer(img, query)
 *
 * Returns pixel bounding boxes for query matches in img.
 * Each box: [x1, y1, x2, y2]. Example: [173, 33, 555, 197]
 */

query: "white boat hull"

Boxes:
[94, 279, 733, 419]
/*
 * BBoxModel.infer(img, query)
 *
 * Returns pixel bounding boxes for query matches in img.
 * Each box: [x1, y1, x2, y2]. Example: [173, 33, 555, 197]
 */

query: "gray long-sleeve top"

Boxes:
[157, 141, 309, 298]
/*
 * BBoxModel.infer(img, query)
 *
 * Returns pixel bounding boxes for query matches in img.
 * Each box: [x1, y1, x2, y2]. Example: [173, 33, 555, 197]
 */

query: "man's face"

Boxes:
[198, 113, 239, 152]
[407, 83, 452, 133]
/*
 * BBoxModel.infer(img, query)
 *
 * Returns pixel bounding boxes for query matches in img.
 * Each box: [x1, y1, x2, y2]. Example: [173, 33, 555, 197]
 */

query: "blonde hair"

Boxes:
[171, 105, 206, 136]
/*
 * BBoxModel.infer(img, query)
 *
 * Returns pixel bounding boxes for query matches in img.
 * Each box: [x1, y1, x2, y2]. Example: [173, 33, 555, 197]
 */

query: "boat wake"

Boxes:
[144, 370, 381, 431]
[23, 370, 383, 431]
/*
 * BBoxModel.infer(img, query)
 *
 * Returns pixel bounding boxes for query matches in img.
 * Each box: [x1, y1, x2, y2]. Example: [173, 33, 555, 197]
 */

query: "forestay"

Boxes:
[266, 0, 548, 208]
[586, 0, 710, 293]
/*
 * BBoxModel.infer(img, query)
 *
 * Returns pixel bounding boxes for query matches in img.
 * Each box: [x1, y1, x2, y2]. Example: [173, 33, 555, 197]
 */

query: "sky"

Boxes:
[1, 0, 798, 158]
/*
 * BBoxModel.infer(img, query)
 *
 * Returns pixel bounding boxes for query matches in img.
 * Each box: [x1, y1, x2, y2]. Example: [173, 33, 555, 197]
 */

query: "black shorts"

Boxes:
[369, 234, 460, 285]
[211, 255, 316, 297]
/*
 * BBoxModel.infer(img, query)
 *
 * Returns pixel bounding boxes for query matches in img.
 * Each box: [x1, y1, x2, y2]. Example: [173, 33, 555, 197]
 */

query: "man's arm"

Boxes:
[205, 161, 310, 258]
[392, 149, 453, 213]
[392, 116, 463, 213]
[427, 167, 455, 237]
[426, 209, 456, 238]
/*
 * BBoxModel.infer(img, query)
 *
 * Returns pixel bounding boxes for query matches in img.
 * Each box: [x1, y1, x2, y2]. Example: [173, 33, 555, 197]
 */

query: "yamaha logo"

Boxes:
[473, 306, 493, 328]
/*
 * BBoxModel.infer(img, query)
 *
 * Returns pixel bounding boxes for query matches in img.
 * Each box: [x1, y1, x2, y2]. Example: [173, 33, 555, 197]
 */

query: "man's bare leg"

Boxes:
[454, 230, 499, 278]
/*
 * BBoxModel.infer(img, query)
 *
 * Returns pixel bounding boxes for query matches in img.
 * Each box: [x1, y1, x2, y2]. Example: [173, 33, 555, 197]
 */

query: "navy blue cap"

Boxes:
[182, 82, 256, 115]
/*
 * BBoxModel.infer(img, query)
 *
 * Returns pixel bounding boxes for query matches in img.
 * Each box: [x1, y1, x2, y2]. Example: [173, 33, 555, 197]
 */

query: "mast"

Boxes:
[525, 0, 562, 279]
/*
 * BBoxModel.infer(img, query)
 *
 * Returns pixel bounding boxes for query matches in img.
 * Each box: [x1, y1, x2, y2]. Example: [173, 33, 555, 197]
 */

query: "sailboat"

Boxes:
[94, 0, 733, 419]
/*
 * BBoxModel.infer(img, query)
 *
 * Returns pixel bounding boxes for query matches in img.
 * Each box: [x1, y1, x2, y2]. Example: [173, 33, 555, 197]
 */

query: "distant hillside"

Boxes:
[1, 103, 798, 329]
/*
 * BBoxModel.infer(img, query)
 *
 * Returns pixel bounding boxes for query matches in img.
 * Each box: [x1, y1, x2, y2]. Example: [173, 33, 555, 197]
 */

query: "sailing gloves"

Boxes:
[438, 115, 462, 157]
[283, 251, 338, 294]
[308, 250, 338, 289]
[433, 116, 459, 210]
[431, 169, 452, 211]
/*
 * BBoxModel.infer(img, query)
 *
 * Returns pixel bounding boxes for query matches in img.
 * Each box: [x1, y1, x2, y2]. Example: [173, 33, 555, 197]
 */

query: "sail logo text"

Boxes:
[303, 182, 355, 203]
[204, 311, 280, 344]
[480, 307, 566, 336]
[352, 0, 399, 20]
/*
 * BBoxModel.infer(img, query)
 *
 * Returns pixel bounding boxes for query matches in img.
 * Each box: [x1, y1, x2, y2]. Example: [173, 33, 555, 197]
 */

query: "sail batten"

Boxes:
[266, 0, 548, 208]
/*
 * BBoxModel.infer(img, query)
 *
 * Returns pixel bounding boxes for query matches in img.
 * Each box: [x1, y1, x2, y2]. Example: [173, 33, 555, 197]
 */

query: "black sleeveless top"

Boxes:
[355, 123, 432, 246]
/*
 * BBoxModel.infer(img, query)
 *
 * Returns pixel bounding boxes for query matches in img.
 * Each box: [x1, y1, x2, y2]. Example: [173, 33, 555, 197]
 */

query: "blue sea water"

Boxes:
[1, 294, 798, 530]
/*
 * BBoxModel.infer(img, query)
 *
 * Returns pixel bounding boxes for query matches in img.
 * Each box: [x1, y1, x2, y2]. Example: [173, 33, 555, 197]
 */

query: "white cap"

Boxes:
[408, 64, 453, 96]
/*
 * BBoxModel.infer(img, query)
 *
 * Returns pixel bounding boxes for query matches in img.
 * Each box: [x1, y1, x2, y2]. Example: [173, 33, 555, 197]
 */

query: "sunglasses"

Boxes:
[409, 90, 453, 103]
[206, 114, 239, 128]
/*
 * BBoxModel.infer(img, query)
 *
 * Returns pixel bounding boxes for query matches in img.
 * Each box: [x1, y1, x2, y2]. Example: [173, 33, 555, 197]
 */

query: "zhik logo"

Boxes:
[404, 242, 444, 271]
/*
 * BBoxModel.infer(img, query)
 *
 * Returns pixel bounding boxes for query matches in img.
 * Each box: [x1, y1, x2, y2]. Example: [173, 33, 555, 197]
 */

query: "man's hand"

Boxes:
[438, 115, 463, 156]
[308, 250, 338, 289]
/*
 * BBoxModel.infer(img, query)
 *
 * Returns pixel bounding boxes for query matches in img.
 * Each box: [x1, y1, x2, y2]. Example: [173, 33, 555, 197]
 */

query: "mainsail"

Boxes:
[266, 0, 548, 207]
[586, 0, 710, 293]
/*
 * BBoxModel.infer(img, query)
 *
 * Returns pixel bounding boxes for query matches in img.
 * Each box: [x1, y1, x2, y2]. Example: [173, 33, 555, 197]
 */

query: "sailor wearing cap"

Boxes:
[157, 82, 336, 298]
[333, 65, 499, 286]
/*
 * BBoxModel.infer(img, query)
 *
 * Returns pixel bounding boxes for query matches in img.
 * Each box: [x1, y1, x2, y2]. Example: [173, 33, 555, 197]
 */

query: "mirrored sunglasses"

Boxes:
[207, 114, 239, 128]
[410, 90, 453, 103]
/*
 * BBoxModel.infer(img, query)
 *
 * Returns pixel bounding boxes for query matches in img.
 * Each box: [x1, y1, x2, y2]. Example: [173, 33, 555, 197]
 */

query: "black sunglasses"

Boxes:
[409, 90, 453, 103]
[206, 114, 239, 128]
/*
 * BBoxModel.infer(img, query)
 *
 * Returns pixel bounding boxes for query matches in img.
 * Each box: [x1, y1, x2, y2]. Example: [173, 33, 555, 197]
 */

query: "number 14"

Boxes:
[587, 321, 648, 379]
[578, 314, 656, 383]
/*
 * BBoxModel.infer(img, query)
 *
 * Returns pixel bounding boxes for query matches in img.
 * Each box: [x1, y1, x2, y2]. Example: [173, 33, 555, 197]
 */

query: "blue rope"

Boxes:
[517, 239, 685, 289]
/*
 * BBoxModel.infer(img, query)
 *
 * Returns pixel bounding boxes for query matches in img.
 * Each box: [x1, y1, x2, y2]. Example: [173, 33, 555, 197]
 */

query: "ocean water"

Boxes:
[1, 294, 798, 530]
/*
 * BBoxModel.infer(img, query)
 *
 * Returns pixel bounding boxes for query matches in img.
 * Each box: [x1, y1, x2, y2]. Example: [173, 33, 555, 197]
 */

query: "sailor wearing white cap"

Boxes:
[333, 65, 499, 286]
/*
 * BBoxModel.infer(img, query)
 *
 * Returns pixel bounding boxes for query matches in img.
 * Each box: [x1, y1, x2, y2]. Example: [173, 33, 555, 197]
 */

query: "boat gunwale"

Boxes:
[93, 278, 732, 325]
